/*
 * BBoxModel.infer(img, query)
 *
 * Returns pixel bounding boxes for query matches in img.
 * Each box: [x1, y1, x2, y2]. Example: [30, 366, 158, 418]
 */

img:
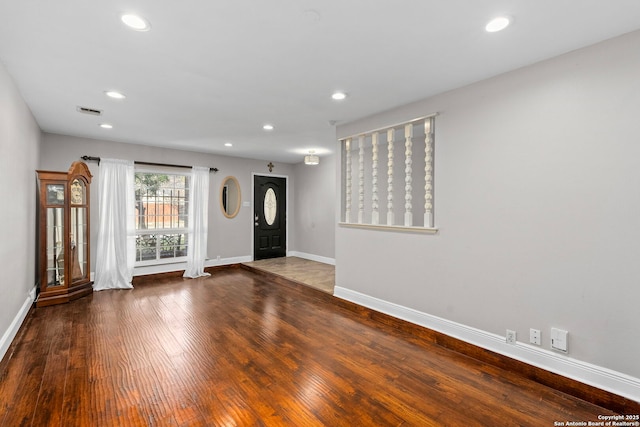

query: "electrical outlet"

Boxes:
[529, 328, 541, 345]
[506, 329, 517, 344]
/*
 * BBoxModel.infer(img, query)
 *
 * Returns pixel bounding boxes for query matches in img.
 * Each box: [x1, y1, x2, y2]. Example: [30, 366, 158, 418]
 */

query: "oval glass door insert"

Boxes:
[264, 188, 277, 225]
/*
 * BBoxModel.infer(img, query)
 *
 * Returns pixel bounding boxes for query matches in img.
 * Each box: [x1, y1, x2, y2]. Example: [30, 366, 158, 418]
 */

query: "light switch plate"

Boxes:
[551, 328, 568, 353]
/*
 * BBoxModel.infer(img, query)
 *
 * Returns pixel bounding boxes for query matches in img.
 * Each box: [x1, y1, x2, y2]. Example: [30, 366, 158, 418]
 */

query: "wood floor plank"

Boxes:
[1, 306, 64, 426]
[1, 267, 635, 426]
[31, 305, 73, 427]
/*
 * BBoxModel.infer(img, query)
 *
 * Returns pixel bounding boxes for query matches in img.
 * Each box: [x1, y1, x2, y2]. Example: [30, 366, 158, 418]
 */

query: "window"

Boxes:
[134, 171, 189, 264]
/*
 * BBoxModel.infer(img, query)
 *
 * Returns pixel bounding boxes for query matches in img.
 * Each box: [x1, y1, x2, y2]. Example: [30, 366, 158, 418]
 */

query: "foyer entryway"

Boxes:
[242, 256, 334, 294]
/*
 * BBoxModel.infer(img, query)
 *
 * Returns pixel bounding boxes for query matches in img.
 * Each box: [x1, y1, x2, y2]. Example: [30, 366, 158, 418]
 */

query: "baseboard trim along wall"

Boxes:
[132, 253, 333, 277]
[287, 251, 335, 265]
[205, 256, 253, 267]
[132, 256, 252, 277]
[334, 286, 640, 405]
[0, 288, 36, 362]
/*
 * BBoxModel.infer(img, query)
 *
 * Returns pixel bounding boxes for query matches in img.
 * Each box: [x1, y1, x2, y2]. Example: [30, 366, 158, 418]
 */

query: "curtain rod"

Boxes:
[80, 156, 219, 173]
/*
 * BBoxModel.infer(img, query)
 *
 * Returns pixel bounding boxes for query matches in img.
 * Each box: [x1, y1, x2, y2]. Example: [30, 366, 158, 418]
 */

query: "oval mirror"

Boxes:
[220, 176, 241, 218]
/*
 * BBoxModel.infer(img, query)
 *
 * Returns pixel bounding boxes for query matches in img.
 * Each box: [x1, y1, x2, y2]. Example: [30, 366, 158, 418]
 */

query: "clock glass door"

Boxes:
[70, 179, 89, 282]
[45, 183, 65, 288]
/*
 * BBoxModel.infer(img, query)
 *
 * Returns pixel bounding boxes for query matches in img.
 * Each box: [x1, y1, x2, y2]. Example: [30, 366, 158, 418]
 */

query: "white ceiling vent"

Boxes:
[76, 106, 102, 116]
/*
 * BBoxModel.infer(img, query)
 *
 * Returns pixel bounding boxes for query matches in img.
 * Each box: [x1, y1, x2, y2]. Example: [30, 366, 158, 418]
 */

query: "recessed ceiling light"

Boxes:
[105, 90, 126, 99]
[99, 123, 113, 129]
[485, 16, 510, 33]
[121, 14, 151, 31]
[263, 124, 274, 131]
[332, 91, 347, 101]
[224, 142, 233, 147]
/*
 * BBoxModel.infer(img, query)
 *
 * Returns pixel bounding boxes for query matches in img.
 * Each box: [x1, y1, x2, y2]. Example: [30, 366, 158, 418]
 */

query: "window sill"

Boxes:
[339, 222, 438, 234]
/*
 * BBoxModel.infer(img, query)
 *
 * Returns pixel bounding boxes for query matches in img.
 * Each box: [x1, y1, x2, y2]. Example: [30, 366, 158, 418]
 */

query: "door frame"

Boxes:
[251, 173, 289, 261]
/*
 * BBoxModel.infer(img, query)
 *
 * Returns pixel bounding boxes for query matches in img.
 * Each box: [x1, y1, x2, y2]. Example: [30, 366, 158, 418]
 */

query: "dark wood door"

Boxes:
[254, 175, 286, 260]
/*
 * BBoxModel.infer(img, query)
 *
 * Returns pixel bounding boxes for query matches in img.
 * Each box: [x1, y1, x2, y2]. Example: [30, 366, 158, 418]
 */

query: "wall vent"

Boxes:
[76, 106, 102, 116]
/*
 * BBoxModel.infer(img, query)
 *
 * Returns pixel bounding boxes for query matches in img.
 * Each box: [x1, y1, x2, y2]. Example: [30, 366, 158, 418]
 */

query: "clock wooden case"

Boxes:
[36, 161, 93, 307]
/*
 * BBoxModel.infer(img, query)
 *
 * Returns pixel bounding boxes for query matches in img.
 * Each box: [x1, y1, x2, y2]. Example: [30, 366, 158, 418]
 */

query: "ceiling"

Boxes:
[2, 1, 640, 164]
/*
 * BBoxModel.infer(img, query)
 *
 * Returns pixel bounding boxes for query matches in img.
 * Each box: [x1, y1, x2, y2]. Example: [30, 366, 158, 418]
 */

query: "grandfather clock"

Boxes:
[36, 161, 93, 307]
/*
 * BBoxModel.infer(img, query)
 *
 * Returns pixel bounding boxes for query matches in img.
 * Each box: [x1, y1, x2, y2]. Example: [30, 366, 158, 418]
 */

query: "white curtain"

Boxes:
[183, 166, 211, 278]
[94, 159, 136, 290]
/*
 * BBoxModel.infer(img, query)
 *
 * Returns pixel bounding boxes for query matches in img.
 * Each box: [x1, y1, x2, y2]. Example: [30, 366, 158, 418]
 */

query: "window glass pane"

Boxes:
[46, 207, 64, 286]
[158, 234, 188, 258]
[134, 172, 189, 263]
[46, 184, 65, 205]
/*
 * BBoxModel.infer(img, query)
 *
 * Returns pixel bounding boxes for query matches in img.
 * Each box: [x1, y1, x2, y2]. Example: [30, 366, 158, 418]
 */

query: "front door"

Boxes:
[254, 175, 286, 260]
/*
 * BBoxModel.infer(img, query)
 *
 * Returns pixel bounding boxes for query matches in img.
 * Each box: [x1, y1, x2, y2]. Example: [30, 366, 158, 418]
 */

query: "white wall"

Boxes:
[292, 154, 336, 262]
[336, 30, 640, 398]
[40, 134, 297, 272]
[0, 61, 40, 360]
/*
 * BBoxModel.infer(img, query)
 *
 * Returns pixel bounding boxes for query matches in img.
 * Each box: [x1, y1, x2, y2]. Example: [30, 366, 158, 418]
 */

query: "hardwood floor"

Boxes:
[0, 266, 632, 426]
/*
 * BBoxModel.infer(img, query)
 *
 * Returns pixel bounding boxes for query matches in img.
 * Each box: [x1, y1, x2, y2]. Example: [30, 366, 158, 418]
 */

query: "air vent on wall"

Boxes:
[76, 106, 103, 116]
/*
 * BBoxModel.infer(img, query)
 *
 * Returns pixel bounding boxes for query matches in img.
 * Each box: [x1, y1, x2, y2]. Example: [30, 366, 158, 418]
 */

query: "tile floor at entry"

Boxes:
[242, 256, 335, 294]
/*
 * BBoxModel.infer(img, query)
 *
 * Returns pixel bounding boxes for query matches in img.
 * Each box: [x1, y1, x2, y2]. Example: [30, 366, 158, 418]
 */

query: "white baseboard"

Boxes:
[334, 286, 640, 403]
[133, 256, 253, 277]
[287, 251, 335, 265]
[205, 256, 252, 267]
[0, 288, 36, 362]
[132, 253, 333, 277]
